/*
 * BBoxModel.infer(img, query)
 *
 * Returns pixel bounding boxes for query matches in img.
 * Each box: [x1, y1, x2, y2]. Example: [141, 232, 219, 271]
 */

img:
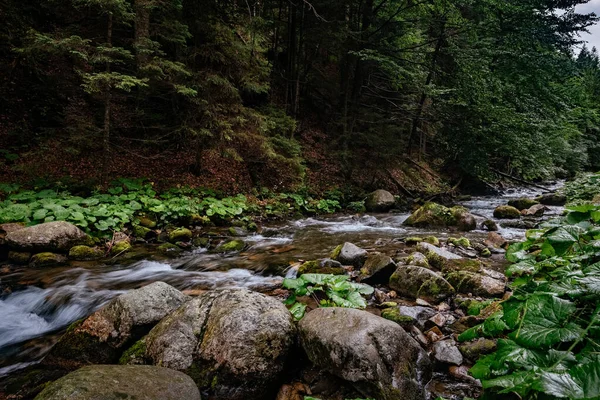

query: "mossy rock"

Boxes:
[330, 244, 343, 260]
[405, 237, 423, 245]
[119, 339, 148, 365]
[169, 227, 192, 243]
[381, 308, 416, 329]
[133, 225, 152, 239]
[405, 252, 429, 268]
[138, 216, 157, 228]
[110, 241, 132, 255]
[459, 338, 497, 361]
[481, 248, 492, 258]
[193, 237, 209, 248]
[68, 245, 104, 261]
[189, 214, 211, 226]
[215, 239, 245, 252]
[442, 258, 483, 273]
[247, 222, 258, 232]
[8, 251, 31, 264]
[30, 252, 67, 268]
[482, 219, 499, 231]
[448, 237, 470, 248]
[423, 236, 439, 246]
[157, 242, 183, 256]
[445, 271, 505, 297]
[404, 202, 457, 228]
[389, 266, 455, 303]
[299, 259, 345, 275]
[508, 198, 539, 211]
[493, 205, 521, 219]
[359, 253, 396, 283]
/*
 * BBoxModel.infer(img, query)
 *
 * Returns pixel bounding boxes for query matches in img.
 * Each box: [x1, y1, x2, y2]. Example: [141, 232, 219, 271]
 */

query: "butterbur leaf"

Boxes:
[482, 371, 537, 395]
[545, 227, 580, 256]
[283, 278, 301, 290]
[288, 302, 306, 320]
[470, 353, 496, 380]
[513, 294, 583, 348]
[536, 357, 600, 399]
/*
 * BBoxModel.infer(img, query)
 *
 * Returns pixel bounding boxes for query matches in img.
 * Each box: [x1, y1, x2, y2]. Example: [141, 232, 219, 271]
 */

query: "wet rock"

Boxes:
[448, 237, 470, 248]
[522, 204, 545, 217]
[228, 226, 248, 236]
[141, 289, 295, 400]
[169, 227, 192, 243]
[441, 258, 483, 273]
[405, 252, 429, 268]
[417, 242, 462, 270]
[46, 282, 187, 367]
[358, 215, 382, 226]
[365, 190, 396, 212]
[8, 250, 31, 264]
[34, 365, 200, 400]
[433, 340, 463, 365]
[389, 266, 455, 302]
[157, 242, 183, 256]
[299, 259, 345, 275]
[424, 236, 440, 246]
[456, 211, 477, 231]
[110, 240, 131, 255]
[138, 216, 157, 228]
[459, 338, 497, 361]
[380, 307, 416, 328]
[275, 383, 310, 400]
[299, 308, 432, 400]
[331, 242, 367, 267]
[68, 245, 104, 261]
[493, 205, 521, 219]
[30, 252, 67, 268]
[508, 198, 539, 211]
[537, 192, 567, 206]
[485, 232, 507, 249]
[445, 271, 505, 297]
[404, 203, 475, 231]
[215, 239, 245, 252]
[133, 225, 153, 239]
[396, 306, 437, 329]
[405, 237, 424, 245]
[359, 252, 396, 283]
[482, 219, 498, 231]
[6, 221, 89, 253]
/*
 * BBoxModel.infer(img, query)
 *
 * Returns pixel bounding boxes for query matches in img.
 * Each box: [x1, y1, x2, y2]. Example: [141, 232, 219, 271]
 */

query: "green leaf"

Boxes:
[536, 356, 600, 399]
[288, 302, 306, 321]
[32, 208, 48, 220]
[546, 227, 580, 256]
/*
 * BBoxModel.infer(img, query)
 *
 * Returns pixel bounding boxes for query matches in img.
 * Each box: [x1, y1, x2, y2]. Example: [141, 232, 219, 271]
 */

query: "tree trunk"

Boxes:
[134, 0, 151, 68]
[101, 12, 113, 183]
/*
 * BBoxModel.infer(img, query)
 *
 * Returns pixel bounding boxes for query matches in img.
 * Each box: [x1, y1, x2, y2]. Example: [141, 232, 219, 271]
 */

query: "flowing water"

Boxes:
[0, 183, 565, 378]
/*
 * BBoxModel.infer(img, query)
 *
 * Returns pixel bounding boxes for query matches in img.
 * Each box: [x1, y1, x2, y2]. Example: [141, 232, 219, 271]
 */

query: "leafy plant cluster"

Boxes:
[283, 274, 374, 320]
[561, 173, 600, 203]
[258, 191, 342, 216]
[462, 204, 600, 399]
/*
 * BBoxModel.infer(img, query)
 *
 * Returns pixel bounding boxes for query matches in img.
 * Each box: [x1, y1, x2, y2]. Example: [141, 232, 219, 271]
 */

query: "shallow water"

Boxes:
[0, 183, 564, 377]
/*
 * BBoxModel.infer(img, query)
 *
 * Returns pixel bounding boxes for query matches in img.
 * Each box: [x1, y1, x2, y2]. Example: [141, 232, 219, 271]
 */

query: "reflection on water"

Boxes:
[0, 183, 563, 376]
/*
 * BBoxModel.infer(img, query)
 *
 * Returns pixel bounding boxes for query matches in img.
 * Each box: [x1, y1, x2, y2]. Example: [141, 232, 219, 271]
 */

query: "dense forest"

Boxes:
[2, 0, 600, 193]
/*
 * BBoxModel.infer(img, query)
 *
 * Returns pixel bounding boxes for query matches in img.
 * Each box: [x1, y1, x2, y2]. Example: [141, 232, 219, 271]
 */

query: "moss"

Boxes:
[405, 237, 424, 245]
[190, 214, 211, 226]
[404, 202, 457, 227]
[138, 216, 157, 228]
[30, 252, 66, 267]
[481, 248, 492, 258]
[330, 244, 343, 260]
[381, 308, 415, 328]
[215, 239, 245, 252]
[508, 198, 539, 211]
[406, 252, 429, 268]
[493, 205, 521, 219]
[133, 225, 152, 239]
[448, 237, 470, 247]
[69, 245, 104, 261]
[423, 236, 440, 246]
[169, 227, 192, 243]
[78, 235, 96, 247]
[157, 242, 182, 256]
[118, 339, 147, 365]
[443, 258, 482, 273]
[110, 241, 131, 255]
[193, 237, 209, 248]
[246, 222, 258, 232]
[299, 260, 345, 275]
[459, 338, 497, 360]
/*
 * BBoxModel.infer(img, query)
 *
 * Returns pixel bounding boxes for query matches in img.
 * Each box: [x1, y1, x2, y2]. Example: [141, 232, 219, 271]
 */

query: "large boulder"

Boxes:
[508, 198, 539, 211]
[298, 308, 432, 400]
[359, 252, 396, 283]
[365, 190, 396, 212]
[389, 266, 455, 302]
[537, 193, 567, 206]
[446, 270, 506, 297]
[6, 221, 89, 253]
[404, 203, 476, 231]
[331, 242, 367, 267]
[493, 205, 521, 219]
[34, 365, 201, 400]
[137, 289, 295, 400]
[46, 282, 187, 367]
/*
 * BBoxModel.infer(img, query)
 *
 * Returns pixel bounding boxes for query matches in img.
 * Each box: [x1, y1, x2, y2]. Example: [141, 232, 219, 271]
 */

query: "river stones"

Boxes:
[404, 203, 477, 231]
[46, 282, 187, 367]
[365, 190, 396, 212]
[138, 289, 295, 400]
[29, 252, 67, 268]
[522, 204, 545, 217]
[537, 192, 567, 206]
[331, 242, 367, 267]
[298, 308, 432, 400]
[432, 340, 463, 366]
[298, 258, 345, 275]
[5, 221, 89, 253]
[34, 365, 201, 400]
[493, 205, 521, 219]
[417, 242, 462, 270]
[446, 270, 506, 297]
[389, 266, 455, 302]
[508, 198, 539, 211]
[359, 252, 396, 283]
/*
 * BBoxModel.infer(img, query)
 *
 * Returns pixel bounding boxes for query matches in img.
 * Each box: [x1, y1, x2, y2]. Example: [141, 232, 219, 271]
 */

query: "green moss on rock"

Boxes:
[493, 205, 521, 219]
[404, 202, 457, 228]
[381, 308, 416, 328]
[119, 339, 147, 365]
[69, 245, 104, 261]
[330, 244, 343, 260]
[157, 242, 183, 256]
[424, 236, 439, 246]
[215, 240, 245, 252]
[508, 198, 539, 211]
[138, 216, 157, 228]
[299, 260, 345, 275]
[448, 237, 471, 248]
[110, 241, 132, 255]
[169, 228, 192, 243]
[133, 225, 152, 239]
[30, 252, 67, 268]
[8, 251, 31, 264]
[405, 237, 424, 245]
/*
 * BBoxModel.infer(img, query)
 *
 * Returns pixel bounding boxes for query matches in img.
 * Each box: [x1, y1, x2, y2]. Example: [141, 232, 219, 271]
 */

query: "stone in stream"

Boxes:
[432, 340, 464, 366]
[522, 204, 546, 217]
[298, 308, 432, 400]
[445, 270, 506, 297]
[365, 189, 396, 212]
[34, 365, 201, 400]
[135, 289, 295, 400]
[482, 219, 499, 231]
[405, 251, 429, 268]
[6, 221, 90, 253]
[493, 205, 521, 219]
[537, 192, 567, 206]
[508, 198, 539, 211]
[404, 203, 477, 231]
[416, 242, 462, 270]
[45, 282, 188, 368]
[359, 252, 397, 283]
[331, 242, 367, 267]
[29, 252, 68, 268]
[298, 258, 345, 275]
[68, 245, 104, 261]
[389, 265, 455, 303]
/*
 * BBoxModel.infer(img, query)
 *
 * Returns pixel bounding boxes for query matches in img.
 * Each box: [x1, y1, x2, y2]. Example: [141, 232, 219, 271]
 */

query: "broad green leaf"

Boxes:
[288, 302, 306, 320]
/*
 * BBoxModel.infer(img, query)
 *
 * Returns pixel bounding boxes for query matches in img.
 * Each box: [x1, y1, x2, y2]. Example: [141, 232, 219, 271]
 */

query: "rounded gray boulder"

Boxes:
[365, 190, 396, 212]
[298, 307, 431, 400]
[6, 221, 89, 253]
